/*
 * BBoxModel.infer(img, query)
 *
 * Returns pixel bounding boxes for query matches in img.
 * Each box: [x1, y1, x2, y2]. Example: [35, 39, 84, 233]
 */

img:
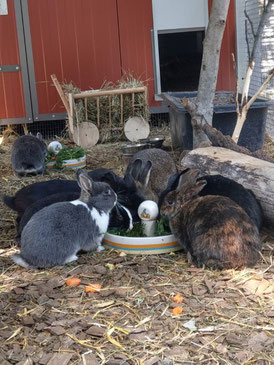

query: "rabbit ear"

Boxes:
[128, 159, 142, 180]
[36, 132, 43, 140]
[177, 169, 200, 191]
[123, 173, 136, 190]
[139, 160, 152, 191]
[177, 169, 207, 199]
[101, 171, 116, 187]
[77, 169, 93, 194]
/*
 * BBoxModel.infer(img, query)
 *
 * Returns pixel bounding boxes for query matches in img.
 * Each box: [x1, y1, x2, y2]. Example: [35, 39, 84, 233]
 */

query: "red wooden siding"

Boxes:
[208, 0, 237, 91]
[117, 0, 159, 107]
[27, 0, 122, 115]
[0, 0, 25, 119]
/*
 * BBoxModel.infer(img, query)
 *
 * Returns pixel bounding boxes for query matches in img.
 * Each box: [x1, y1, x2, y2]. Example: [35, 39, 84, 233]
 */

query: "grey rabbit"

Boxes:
[12, 169, 117, 268]
[160, 169, 262, 269]
[11, 133, 48, 176]
[126, 148, 177, 202]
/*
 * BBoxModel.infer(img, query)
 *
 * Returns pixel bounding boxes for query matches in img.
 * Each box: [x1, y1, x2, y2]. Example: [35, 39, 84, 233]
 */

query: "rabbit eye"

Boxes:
[167, 199, 174, 205]
[104, 188, 111, 196]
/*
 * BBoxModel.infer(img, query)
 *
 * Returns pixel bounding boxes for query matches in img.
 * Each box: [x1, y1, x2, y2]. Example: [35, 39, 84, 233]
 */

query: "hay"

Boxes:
[63, 74, 150, 143]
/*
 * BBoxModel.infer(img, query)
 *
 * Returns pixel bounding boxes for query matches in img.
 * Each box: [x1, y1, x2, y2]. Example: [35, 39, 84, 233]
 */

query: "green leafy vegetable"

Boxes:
[108, 217, 171, 237]
[46, 146, 86, 169]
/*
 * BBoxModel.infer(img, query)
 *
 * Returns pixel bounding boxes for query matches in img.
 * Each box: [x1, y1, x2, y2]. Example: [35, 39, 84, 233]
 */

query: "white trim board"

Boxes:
[152, 0, 209, 97]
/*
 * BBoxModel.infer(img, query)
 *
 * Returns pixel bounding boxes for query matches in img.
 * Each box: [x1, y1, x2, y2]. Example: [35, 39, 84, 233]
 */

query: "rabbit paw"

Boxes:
[187, 251, 193, 264]
[97, 245, 105, 252]
[64, 254, 78, 264]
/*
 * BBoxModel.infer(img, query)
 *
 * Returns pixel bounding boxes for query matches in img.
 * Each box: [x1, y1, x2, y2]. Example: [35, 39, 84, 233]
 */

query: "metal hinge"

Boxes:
[0, 65, 21, 72]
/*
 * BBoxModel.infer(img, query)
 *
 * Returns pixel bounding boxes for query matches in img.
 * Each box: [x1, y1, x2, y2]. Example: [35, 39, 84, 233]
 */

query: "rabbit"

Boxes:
[17, 191, 133, 244]
[5, 168, 142, 241]
[12, 169, 117, 268]
[93, 169, 144, 223]
[126, 148, 177, 202]
[3, 179, 80, 225]
[11, 133, 48, 176]
[158, 170, 263, 231]
[160, 169, 262, 269]
[17, 191, 80, 242]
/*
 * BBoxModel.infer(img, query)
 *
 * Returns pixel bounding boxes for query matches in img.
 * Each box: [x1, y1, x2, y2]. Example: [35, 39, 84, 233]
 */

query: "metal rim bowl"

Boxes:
[103, 232, 181, 255]
[121, 143, 149, 157]
[138, 137, 164, 148]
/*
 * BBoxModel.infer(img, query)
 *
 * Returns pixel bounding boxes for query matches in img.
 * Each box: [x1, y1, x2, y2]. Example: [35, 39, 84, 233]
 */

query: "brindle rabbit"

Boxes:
[160, 169, 261, 269]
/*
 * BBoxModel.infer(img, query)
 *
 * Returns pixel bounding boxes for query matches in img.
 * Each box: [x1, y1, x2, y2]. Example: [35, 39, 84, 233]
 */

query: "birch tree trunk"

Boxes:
[184, 0, 231, 148]
[232, 0, 274, 143]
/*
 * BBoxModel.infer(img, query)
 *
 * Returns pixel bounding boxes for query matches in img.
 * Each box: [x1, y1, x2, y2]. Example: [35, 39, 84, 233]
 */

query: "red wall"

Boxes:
[1, 0, 237, 121]
[0, 0, 26, 119]
[27, 0, 122, 115]
[208, 0, 237, 91]
[117, 0, 158, 107]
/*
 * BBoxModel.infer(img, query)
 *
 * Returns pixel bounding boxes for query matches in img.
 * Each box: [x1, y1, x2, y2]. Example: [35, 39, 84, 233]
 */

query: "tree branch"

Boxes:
[246, 68, 274, 110]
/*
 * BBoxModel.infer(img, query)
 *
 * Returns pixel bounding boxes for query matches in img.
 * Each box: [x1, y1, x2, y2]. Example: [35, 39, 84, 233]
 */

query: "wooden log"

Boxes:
[181, 147, 274, 225]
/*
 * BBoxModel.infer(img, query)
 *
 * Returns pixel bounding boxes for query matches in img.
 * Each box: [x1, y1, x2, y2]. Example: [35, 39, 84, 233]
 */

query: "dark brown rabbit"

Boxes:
[160, 169, 262, 269]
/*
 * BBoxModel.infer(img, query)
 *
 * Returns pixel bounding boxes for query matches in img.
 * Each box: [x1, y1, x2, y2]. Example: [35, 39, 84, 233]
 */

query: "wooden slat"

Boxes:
[109, 95, 112, 128]
[73, 87, 145, 99]
[50, 74, 71, 117]
[96, 97, 100, 128]
[120, 94, 124, 125]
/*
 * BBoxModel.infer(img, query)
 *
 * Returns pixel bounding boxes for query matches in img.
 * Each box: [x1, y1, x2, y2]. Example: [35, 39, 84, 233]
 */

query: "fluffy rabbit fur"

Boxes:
[11, 133, 47, 176]
[126, 148, 177, 202]
[158, 170, 263, 231]
[12, 169, 117, 268]
[160, 169, 261, 269]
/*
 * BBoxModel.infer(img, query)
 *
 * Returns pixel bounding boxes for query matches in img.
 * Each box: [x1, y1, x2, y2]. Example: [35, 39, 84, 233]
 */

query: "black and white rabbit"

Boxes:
[160, 169, 262, 269]
[158, 169, 264, 231]
[11, 133, 48, 176]
[17, 190, 133, 243]
[12, 169, 117, 268]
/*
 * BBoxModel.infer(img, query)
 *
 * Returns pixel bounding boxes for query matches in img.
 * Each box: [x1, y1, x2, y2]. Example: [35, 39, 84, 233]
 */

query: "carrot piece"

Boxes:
[85, 283, 102, 293]
[173, 293, 183, 303]
[172, 306, 183, 315]
[66, 278, 81, 287]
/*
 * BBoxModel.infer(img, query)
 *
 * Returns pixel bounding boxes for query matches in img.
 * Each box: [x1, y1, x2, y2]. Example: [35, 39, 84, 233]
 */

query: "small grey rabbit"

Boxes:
[126, 148, 177, 202]
[11, 133, 48, 176]
[160, 169, 261, 269]
[12, 169, 117, 268]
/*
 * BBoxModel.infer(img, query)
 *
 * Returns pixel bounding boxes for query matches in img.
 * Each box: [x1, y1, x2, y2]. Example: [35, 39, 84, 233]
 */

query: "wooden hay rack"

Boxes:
[51, 74, 148, 147]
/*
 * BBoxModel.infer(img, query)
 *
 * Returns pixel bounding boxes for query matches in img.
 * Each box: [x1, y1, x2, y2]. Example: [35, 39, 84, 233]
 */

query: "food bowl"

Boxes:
[138, 137, 164, 149]
[103, 232, 181, 255]
[46, 155, 86, 169]
[121, 143, 148, 157]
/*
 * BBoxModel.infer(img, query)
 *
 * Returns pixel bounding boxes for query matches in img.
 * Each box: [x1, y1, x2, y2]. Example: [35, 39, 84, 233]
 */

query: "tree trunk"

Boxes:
[181, 146, 274, 225]
[196, 0, 231, 123]
[185, 0, 230, 147]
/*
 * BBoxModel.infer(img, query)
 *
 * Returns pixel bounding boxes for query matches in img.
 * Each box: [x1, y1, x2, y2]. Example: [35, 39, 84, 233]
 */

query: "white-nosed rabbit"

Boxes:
[12, 169, 117, 268]
[126, 148, 177, 202]
[160, 169, 262, 270]
[11, 133, 47, 176]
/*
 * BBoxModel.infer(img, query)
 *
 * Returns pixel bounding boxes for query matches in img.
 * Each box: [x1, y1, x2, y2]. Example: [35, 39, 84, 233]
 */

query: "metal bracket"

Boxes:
[0, 64, 21, 72]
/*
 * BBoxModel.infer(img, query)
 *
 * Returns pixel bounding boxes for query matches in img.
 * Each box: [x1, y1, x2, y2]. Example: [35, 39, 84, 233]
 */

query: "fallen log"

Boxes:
[181, 147, 274, 225]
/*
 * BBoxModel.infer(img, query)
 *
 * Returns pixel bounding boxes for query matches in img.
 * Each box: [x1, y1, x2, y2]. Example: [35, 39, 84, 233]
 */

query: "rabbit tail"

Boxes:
[12, 254, 30, 268]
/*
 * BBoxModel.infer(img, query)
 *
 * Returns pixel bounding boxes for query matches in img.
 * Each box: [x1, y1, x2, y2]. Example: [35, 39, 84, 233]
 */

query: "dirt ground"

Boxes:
[0, 128, 273, 365]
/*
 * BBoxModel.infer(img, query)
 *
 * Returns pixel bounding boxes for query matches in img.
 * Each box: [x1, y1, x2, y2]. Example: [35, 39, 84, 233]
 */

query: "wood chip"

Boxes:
[47, 353, 73, 365]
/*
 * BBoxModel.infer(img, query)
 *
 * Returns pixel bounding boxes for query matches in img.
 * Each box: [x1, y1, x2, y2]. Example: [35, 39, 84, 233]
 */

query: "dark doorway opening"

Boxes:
[158, 30, 205, 92]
